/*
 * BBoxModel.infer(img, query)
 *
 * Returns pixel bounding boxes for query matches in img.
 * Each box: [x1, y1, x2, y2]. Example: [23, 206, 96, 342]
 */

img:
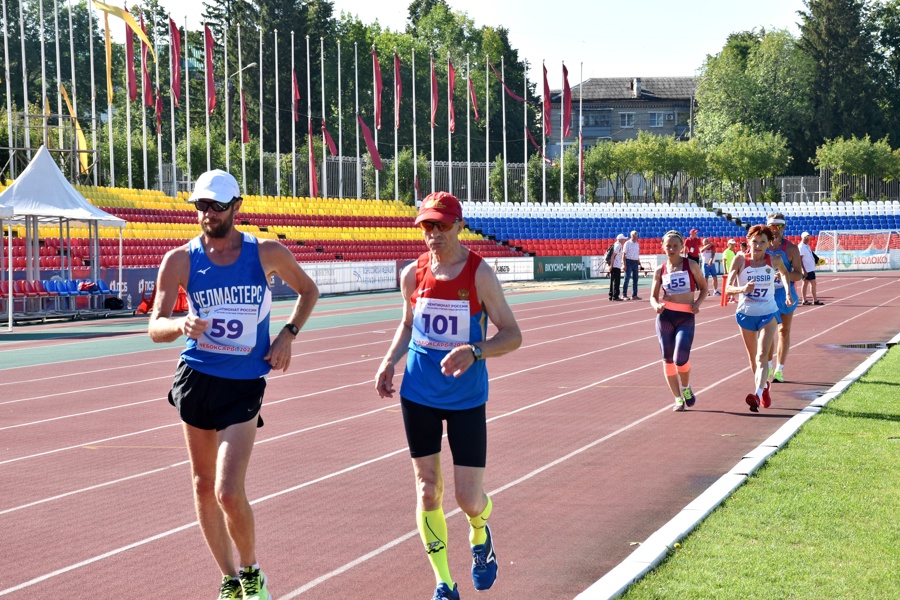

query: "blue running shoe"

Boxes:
[432, 582, 460, 600]
[471, 524, 498, 590]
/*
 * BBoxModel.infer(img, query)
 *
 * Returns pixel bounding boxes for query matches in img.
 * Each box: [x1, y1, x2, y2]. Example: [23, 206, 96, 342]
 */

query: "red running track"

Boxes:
[1, 271, 898, 599]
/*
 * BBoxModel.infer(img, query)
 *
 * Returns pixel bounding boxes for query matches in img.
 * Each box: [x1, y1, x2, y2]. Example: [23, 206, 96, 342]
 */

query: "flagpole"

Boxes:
[18, 0, 31, 156]
[523, 66, 528, 203]
[337, 40, 343, 198]
[126, 25, 133, 189]
[542, 60, 546, 205]
[238, 24, 246, 195]
[274, 30, 281, 197]
[140, 14, 148, 189]
[447, 53, 452, 197]
[154, 11, 162, 191]
[560, 61, 564, 204]
[372, 45, 379, 200]
[53, 0, 62, 149]
[484, 57, 488, 201]
[259, 28, 263, 195]
[430, 52, 434, 194]
[185, 16, 191, 186]
[354, 42, 360, 199]
[579, 61, 584, 203]
[290, 31, 296, 197]
[225, 25, 230, 174]
[3, 0, 12, 177]
[466, 54, 471, 203]
[500, 56, 507, 203]
[104, 12, 115, 186]
[39, 0, 48, 146]
[393, 48, 398, 203]
[67, 0, 76, 129]
[320, 37, 327, 198]
[306, 35, 313, 197]
[412, 47, 417, 203]
[205, 23, 212, 172]
[170, 18, 177, 196]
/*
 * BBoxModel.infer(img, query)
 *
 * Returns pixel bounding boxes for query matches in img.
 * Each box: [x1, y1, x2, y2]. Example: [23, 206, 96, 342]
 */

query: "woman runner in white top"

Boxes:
[726, 225, 793, 412]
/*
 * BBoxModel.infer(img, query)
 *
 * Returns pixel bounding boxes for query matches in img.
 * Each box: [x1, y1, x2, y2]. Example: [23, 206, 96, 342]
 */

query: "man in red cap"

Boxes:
[375, 191, 522, 600]
[683, 229, 702, 265]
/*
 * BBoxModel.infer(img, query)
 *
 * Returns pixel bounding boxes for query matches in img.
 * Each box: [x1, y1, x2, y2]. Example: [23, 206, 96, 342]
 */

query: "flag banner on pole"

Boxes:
[91, 1, 156, 60]
[543, 64, 552, 137]
[563, 64, 572, 138]
[430, 54, 438, 128]
[322, 119, 338, 156]
[292, 69, 301, 122]
[372, 47, 383, 130]
[141, 14, 153, 106]
[526, 128, 554, 166]
[125, 9, 137, 102]
[414, 176, 421, 202]
[103, 13, 113, 104]
[489, 61, 527, 103]
[448, 58, 456, 133]
[468, 77, 479, 121]
[205, 25, 216, 114]
[308, 119, 319, 197]
[155, 86, 163, 131]
[394, 51, 402, 130]
[60, 84, 90, 174]
[169, 18, 181, 106]
[579, 132, 585, 194]
[358, 113, 383, 170]
[240, 89, 249, 143]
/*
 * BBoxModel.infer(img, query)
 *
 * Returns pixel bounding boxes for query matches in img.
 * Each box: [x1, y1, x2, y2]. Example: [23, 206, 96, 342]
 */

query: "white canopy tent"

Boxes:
[0, 146, 127, 329]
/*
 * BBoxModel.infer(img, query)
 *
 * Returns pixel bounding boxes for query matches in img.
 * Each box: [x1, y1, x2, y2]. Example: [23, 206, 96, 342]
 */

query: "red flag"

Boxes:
[357, 114, 383, 170]
[414, 177, 420, 202]
[468, 77, 479, 121]
[542, 64, 552, 138]
[205, 25, 216, 115]
[563, 63, 572, 138]
[155, 86, 163, 131]
[448, 58, 456, 134]
[489, 61, 527, 103]
[240, 89, 249, 143]
[526, 128, 554, 166]
[292, 70, 301, 122]
[322, 119, 338, 156]
[125, 9, 137, 102]
[169, 18, 181, 106]
[394, 51, 402, 130]
[372, 47, 383, 130]
[140, 14, 152, 107]
[579, 131, 585, 195]
[430, 54, 438, 128]
[308, 119, 319, 197]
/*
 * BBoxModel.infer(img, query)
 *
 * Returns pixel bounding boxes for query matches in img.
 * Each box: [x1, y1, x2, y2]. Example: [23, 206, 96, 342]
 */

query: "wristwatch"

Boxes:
[469, 344, 483, 361]
[283, 323, 299, 336]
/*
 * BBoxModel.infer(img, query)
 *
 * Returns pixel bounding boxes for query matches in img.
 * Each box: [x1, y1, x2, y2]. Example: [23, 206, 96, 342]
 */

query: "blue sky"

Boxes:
[156, 0, 808, 83]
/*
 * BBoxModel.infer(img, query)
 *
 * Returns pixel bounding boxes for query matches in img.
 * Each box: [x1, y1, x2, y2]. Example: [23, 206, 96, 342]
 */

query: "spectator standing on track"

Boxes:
[798, 232, 823, 305]
[374, 191, 522, 600]
[650, 230, 707, 411]
[148, 169, 319, 600]
[609, 233, 626, 301]
[726, 225, 793, 412]
[683, 229, 702, 264]
[722, 239, 738, 303]
[765, 212, 803, 383]
[622, 230, 642, 300]
[699, 237, 721, 297]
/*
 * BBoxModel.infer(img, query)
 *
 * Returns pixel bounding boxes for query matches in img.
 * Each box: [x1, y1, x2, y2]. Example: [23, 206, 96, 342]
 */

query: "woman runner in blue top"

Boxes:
[375, 192, 521, 600]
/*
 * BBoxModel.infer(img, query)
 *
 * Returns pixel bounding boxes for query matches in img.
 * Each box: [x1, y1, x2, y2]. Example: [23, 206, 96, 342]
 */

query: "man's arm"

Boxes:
[375, 263, 416, 398]
[259, 240, 320, 372]
[785, 243, 803, 282]
[148, 245, 200, 343]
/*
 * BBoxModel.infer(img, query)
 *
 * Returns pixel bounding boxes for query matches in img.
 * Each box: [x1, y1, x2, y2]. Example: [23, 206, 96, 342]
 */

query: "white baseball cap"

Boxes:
[616, 233, 627, 240]
[188, 169, 241, 203]
[727, 238, 736, 245]
[801, 231, 810, 238]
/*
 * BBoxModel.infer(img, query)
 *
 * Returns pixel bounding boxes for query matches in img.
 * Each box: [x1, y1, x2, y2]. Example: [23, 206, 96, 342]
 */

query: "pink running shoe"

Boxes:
[761, 382, 771, 408]
[745, 393, 760, 413]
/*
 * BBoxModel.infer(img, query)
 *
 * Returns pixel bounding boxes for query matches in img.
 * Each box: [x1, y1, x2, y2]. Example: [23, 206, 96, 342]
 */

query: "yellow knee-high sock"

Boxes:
[417, 508, 453, 587]
[467, 496, 493, 546]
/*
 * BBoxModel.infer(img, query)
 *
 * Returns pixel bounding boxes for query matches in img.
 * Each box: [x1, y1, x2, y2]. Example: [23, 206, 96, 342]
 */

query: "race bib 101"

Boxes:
[412, 297, 471, 350]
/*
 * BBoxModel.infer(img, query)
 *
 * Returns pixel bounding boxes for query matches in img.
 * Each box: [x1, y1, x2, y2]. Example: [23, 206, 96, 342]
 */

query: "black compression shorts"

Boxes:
[400, 397, 487, 468]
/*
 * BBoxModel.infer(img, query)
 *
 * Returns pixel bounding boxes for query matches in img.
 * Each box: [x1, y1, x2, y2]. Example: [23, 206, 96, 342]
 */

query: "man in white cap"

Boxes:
[609, 233, 627, 301]
[797, 232, 822, 305]
[765, 211, 803, 383]
[149, 169, 320, 600]
[622, 230, 642, 300]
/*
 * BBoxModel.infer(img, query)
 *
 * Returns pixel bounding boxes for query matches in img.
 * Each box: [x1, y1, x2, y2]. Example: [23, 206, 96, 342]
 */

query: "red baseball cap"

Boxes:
[415, 191, 463, 225]
[690, 228, 699, 234]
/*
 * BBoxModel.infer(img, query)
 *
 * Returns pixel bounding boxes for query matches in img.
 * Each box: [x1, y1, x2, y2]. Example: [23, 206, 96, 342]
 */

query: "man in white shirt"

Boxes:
[609, 233, 626, 301]
[797, 232, 822, 305]
[622, 230, 642, 300]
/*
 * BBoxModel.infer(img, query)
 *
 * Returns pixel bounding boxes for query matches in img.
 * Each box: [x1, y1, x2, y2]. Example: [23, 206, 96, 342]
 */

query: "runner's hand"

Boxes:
[182, 314, 209, 339]
[441, 345, 475, 378]
[375, 362, 396, 398]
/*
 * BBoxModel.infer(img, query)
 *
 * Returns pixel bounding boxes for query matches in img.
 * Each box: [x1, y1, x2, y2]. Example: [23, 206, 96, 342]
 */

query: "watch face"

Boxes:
[285, 324, 299, 335]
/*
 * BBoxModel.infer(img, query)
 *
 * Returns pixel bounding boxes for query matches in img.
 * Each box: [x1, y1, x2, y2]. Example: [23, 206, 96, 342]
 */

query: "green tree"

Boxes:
[812, 135, 899, 199]
[707, 124, 791, 201]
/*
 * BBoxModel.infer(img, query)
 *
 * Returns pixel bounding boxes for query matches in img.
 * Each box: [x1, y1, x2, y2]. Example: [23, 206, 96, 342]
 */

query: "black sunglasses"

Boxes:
[192, 199, 237, 213]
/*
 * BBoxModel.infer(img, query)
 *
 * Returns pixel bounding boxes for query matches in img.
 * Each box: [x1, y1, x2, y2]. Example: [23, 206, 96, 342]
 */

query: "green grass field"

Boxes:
[622, 346, 900, 600]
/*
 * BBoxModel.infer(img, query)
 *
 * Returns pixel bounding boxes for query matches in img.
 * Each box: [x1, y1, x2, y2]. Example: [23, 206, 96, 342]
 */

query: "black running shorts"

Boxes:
[400, 397, 487, 468]
[168, 360, 266, 431]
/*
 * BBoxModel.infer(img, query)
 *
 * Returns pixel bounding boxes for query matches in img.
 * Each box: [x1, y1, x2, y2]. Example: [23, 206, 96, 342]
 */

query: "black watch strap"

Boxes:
[283, 323, 299, 336]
